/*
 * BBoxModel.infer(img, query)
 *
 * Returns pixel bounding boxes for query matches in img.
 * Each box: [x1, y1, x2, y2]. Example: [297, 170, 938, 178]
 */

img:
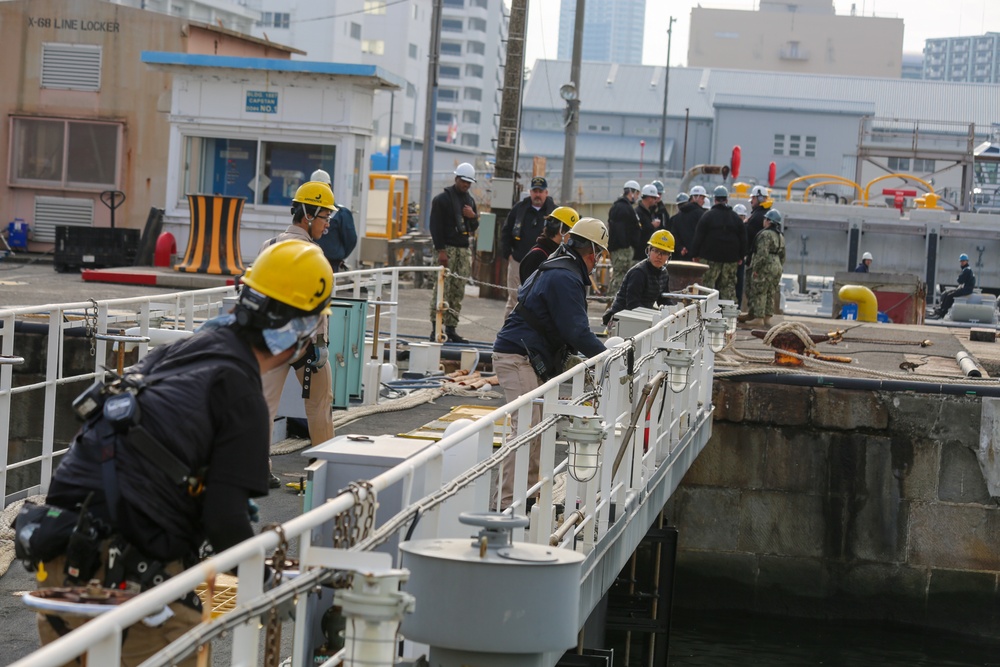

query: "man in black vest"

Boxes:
[499, 176, 556, 319]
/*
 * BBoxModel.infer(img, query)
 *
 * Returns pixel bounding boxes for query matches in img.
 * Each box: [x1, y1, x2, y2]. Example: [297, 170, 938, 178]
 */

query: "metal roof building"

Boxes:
[519, 60, 1000, 202]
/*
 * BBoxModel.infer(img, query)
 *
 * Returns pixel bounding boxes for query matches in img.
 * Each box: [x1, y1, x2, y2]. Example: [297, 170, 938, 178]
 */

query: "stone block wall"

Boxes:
[666, 380, 1000, 638]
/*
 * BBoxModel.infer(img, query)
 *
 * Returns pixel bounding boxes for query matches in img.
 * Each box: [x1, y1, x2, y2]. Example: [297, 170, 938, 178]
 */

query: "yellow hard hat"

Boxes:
[648, 229, 675, 253]
[292, 181, 337, 212]
[242, 240, 333, 316]
[547, 206, 580, 229]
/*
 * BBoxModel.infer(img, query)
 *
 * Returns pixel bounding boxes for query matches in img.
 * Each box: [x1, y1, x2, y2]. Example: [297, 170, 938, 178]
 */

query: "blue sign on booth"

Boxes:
[246, 90, 278, 114]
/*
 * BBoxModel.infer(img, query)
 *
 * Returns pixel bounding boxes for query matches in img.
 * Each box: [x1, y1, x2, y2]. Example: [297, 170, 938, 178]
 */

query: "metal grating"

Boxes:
[41, 43, 102, 91]
[33, 197, 94, 242]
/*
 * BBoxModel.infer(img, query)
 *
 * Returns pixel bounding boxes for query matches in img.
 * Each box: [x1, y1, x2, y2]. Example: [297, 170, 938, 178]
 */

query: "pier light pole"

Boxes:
[658, 16, 676, 179]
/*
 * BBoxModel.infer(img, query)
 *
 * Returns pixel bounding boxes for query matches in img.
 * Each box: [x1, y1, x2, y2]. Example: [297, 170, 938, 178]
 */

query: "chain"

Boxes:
[84, 298, 99, 357]
[263, 524, 289, 667]
[444, 268, 514, 293]
[333, 481, 377, 549]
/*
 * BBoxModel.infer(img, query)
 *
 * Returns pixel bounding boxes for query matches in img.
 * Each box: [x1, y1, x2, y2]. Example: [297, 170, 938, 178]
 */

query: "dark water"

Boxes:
[667, 610, 1000, 666]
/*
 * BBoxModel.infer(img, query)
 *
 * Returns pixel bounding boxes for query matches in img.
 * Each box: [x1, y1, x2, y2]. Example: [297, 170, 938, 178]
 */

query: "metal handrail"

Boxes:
[10, 288, 721, 667]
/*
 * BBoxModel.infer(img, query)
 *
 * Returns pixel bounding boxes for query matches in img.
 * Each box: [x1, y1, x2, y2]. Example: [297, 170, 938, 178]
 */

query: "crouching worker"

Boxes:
[602, 229, 674, 327]
[492, 218, 610, 508]
[18, 240, 333, 666]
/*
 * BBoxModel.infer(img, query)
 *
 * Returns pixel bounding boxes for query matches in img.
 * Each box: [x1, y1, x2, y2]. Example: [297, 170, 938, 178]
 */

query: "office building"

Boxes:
[557, 0, 645, 65]
[924, 33, 1000, 83]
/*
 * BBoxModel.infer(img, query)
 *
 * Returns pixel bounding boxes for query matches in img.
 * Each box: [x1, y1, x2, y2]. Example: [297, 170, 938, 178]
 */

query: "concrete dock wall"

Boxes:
[666, 381, 1000, 638]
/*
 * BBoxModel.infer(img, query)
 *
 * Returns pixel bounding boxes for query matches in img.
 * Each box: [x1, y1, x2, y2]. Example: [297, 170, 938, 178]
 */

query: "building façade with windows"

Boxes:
[0, 0, 299, 249]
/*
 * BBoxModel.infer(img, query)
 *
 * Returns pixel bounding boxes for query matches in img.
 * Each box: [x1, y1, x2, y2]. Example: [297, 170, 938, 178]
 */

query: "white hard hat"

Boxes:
[733, 204, 748, 217]
[454, 162, 476, 183]
[310, 169, 332, 185]
[689, 185, 707, 196]
[862, 252, 873, 261]
[641, 184, 659, 198]
[569, 217, 609, 252]
[751, 185, 770, 199]
[624, 180, 641, 192]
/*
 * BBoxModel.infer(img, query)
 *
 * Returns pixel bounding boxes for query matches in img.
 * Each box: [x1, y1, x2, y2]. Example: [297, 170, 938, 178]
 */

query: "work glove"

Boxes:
[310, 343, 329, 370]
[601, 310, 613, 326]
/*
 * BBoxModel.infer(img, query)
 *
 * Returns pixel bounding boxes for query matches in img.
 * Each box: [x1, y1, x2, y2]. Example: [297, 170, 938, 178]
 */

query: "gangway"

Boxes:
[5, 285, 727, 667]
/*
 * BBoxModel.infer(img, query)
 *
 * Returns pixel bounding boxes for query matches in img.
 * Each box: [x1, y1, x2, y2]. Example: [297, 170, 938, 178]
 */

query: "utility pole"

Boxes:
[657, 16, 676, 179]
[560, 0, 585, 205]
[419, 0, 444, 234]
[480, 0, 528, 299]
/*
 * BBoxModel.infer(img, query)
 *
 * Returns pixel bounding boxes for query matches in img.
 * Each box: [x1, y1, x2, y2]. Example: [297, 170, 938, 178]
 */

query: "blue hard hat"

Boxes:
[960, 253, 969, 261]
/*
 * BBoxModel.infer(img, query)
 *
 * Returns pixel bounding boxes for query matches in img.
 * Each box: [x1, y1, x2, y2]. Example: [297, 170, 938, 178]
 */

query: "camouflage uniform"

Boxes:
[430, 245, 471, 327]
[702, 261, 739, 302]
[748, 228, 785, 319]
[609, 248, 634, 295]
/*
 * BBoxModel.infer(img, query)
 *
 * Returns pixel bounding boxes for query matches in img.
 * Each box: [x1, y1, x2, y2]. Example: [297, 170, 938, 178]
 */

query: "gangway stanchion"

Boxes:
[94, 332, 152, 375]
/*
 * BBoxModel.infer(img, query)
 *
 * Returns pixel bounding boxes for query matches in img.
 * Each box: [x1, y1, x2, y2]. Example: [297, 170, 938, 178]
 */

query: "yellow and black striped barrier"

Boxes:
[176, 194, 247, 275]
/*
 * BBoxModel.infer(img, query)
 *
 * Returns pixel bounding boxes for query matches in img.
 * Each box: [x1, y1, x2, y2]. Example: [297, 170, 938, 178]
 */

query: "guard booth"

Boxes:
[141, 52, 404, 263]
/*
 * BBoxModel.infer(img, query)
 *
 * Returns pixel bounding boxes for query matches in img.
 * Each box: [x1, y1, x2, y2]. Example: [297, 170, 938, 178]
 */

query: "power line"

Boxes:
[291, 0, 410, 24]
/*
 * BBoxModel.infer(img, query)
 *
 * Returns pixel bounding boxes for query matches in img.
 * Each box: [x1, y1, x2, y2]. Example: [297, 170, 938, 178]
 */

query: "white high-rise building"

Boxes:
[239, 0, 507, 171]
[107, 0, 261, 32]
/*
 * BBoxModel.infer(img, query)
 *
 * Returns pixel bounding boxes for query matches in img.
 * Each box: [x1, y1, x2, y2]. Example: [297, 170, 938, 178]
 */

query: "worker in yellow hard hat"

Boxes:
[259, 181, 339, 485]
[32, 239, 332, 665]
[602, 229, 675, 326]
[518, 206, 580, 282]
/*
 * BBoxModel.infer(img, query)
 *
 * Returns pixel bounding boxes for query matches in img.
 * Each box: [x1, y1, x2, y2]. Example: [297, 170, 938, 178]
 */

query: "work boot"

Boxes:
[742, 318, 764, 327]
[270, 472, 282, 489]
[763, 316, 773, 327]
[445, 326, 468, 343]
[736, 312, 751, 323]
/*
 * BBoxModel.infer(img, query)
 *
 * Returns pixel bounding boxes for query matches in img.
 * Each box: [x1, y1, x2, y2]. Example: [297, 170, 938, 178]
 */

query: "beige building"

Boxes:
[0, 0, 298, 250]
[688, 0, 904, 77]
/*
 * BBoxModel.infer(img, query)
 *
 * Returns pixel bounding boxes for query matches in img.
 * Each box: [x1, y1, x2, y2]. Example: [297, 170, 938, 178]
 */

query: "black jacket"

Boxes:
[667, 201, 703, 257]
[955, 265, 975, 295]
[854, 262, 869, 273]
[608, 196, 641, 252]
[635, 204, 658, 259]
[691, 203, 748, 263]
[519, 235, 561, 283]
[603, 259, 670, 325]
[745, 204, 768, 259]
[48, 327, 268, 562]
[429, 184, 479, 250]
[500, 196, 556, 261]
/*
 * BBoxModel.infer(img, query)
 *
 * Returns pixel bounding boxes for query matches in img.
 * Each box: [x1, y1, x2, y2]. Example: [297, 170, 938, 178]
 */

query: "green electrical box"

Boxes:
[328, 298, 367, 409]
[476, 212, 496, 253]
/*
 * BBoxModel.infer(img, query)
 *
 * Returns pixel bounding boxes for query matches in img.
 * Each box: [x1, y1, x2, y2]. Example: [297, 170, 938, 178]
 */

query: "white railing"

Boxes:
[0, 266, 445, 508]
[11, 287, 721, 667]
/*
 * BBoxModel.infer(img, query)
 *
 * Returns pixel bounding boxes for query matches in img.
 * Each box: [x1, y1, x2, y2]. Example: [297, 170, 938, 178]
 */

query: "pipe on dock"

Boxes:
[838, 285, 878, 322]
[721, 372, 1000, 397]
[956, 351, 985, 378]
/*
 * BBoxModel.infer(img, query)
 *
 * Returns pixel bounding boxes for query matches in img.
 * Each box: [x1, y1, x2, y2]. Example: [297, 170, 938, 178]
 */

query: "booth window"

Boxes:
[10, 117, 119, 188]
[182, 136, 336, 208]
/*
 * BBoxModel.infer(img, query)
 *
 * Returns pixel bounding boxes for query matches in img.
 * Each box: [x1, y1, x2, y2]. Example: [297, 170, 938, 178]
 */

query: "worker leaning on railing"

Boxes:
[13, 240, 333, 666]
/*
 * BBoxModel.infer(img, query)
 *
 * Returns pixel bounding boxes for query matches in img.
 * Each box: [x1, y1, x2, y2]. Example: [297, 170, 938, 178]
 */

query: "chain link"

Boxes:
[333, 481, 377, 549]
[84, 298, 98, 357]
[444, 268, 515, 293]
[263, 524, 289, 667]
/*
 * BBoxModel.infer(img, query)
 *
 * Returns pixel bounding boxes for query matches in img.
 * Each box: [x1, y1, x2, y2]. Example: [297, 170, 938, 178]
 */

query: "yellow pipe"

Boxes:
[862, 173, 935, 207]
[786, 174, 862, 201]
[803, 180, 863, 203]
[839, 285, 878, 322]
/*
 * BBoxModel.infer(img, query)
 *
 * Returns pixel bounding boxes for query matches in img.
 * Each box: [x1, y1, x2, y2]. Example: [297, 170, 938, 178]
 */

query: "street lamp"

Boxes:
[639, 140, 646, 179]
[560, 82, 580, 204]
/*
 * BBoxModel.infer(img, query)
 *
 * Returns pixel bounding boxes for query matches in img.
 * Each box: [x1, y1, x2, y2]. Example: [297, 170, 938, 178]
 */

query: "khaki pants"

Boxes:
[493, 352, 543, 509]
[503, 258, 521, 320]
[36, 553, 203, 667]
[262, 360, 335, 446]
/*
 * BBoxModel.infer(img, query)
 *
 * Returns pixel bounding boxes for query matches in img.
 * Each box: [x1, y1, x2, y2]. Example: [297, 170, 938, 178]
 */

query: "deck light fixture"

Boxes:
[562, 414, 605, 483]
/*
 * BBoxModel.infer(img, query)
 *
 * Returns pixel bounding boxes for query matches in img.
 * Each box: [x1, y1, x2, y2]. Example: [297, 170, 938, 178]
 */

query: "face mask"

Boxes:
[262, 314, 322, 356]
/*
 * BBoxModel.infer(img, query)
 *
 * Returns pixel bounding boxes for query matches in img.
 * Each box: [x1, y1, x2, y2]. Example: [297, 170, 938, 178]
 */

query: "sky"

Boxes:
[524, 0, 1000, 70]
